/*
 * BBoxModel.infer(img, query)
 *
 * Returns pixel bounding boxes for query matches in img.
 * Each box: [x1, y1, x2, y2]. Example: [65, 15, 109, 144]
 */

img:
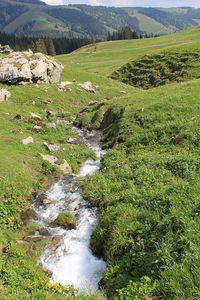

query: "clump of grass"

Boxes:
[111, 51, 200, 89]
[52, 211, 76, 230]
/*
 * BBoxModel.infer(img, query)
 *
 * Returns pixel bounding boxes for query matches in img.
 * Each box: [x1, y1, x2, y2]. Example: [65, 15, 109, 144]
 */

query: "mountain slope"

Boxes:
[1, 1, 200, 38]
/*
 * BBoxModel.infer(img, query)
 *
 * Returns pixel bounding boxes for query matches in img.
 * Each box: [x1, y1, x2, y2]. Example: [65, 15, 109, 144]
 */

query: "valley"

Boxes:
[0, 24, 200, 299]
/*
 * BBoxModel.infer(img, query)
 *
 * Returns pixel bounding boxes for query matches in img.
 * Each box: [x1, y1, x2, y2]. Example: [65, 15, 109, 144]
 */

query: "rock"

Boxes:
[14, 114, 24, 120]
[58, 81, 73, 91]
[42, 198, 56, 205]
[44, 142, 60, 152]
[33, 125, 42, 131]
[23, 234, 45, 243]
[89, 100, 97, 106]
[0, 45, 13, 54]
[29, 112, 42, 125]
[22, 136, 34, 145]
[78, 81, 96, 93]
[59, 159, 72, 174]
[46, 122, 56, 129]
[0, 51, 63, 84]
[41, 154, 58, 166]
[46, 110, 55, 117]
[43, 98, 53, 105]
[41, 155, 71, 174]
[67, 137, 78, 144]
[0, 44, 13, 54]
[21, 208, 37, 224]
[0, 88, 11, 102]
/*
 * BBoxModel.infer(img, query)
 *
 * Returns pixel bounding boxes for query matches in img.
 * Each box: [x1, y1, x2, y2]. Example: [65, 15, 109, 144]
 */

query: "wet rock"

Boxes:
[23, 234, 45, 243]
[42, 198, 57, 205]
[44, 142, 60, 152]
[28, 228, 50, 237]
[78, 81, 96, 93]
[21, 136, 34, 145]
[21, 208, 37, 224]
[0, 88, 11, 102]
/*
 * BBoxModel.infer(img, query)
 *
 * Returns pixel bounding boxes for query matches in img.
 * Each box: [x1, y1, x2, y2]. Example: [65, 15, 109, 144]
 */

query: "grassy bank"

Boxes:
[0, 67, 130, 299]
[66, 26, 200, 299]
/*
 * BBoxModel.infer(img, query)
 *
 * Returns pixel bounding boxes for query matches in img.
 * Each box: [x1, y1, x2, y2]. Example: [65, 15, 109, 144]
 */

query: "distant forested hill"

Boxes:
[1, 1, 200, 38]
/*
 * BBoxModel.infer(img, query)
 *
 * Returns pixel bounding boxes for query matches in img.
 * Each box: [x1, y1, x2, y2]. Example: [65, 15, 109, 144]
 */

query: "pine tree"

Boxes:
[34, 38, 47, 54]
[45, 38, 56, 56]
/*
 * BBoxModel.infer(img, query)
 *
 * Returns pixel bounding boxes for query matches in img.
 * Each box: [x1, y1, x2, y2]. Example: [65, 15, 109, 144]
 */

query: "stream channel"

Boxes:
[30, 124, 106, 294]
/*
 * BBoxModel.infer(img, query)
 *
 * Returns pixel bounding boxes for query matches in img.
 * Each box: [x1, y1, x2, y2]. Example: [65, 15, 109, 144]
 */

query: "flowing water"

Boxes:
[30, 125, 106, 294]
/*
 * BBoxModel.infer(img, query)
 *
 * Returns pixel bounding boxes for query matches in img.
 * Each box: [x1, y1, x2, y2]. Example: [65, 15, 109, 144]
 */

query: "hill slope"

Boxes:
[59, 26, 200, 299]
[1, 1, 200, 37]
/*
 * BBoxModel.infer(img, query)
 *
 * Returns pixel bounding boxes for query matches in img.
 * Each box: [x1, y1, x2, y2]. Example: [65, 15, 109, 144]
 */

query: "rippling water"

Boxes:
[30, 125, 106, 294]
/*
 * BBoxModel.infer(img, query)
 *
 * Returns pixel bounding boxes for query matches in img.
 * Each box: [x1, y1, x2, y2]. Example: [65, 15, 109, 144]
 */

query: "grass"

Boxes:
[0, 68, 130, 299]
[58, 26, 200, 75]
[1, 25, 200, 299]
[61, 26, 200, 299]
[111, 51, 200, 89]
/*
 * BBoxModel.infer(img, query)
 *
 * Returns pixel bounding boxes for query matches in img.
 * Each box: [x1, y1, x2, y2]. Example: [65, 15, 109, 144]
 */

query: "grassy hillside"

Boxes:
[59, 26, 200, 75]
[1, 1, 200, 38]
[59, 26, 200, 299]
[1, 25, 200, 299]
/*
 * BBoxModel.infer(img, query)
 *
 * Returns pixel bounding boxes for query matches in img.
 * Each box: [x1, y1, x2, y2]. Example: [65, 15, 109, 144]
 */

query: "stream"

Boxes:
[30, 125, 106, 294]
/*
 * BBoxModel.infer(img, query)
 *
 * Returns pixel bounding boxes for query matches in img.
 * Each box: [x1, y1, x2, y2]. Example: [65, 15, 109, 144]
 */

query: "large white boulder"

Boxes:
[0, 51, 63, 84]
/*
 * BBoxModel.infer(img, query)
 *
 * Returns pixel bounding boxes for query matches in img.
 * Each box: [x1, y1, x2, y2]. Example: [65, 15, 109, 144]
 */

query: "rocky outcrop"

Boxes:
[0, 88, 11, 102]
[0, 50, 63, 84]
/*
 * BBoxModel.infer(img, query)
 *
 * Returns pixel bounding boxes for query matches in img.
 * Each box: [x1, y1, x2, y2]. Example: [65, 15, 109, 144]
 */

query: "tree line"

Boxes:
[107, 26, 160, 41]
[0, 31, 94, 56]
[0, 27, 160, 56]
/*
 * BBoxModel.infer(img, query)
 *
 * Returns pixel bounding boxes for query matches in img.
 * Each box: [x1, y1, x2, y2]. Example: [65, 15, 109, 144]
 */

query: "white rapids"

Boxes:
[31, 125, 106, 294]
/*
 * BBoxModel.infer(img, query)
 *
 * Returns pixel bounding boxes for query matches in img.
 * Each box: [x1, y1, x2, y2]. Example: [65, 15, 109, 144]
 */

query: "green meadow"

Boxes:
[1, 25, 200, 299]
